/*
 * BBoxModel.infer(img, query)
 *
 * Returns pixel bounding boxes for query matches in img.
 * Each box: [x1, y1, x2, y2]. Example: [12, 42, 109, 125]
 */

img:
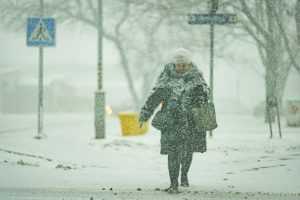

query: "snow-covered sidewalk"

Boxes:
[0, 187, 299, 200]
[0, 113, 299, 199]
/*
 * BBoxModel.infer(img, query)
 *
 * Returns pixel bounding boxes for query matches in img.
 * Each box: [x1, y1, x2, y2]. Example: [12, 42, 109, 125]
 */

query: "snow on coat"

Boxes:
[139, 62, 210, 154]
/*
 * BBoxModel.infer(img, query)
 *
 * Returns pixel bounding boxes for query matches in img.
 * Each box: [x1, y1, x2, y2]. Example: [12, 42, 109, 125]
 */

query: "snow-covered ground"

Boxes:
[0, 113, 299, 199]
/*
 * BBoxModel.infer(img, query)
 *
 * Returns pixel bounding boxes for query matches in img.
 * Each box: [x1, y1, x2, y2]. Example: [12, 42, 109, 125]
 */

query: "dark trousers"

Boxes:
[167, 143, 193, 187]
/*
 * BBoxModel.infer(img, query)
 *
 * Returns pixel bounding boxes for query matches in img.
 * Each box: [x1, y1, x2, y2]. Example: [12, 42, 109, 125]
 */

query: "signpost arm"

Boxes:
[36, 0, 45, 139]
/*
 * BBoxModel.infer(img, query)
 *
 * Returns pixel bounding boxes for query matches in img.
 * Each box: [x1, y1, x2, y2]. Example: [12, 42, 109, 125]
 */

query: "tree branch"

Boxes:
[115, 2, 130, 36]
[239, 0, 271, 40]
[57, 6, 95, 27]
[87, 0, 97, 20]
[257, 44, 267, 69]
[273, 4, 300, 75]
[240, 21, 266, 48]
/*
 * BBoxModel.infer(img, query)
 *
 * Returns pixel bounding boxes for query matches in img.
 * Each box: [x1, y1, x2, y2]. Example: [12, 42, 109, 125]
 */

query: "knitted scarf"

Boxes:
[154, 62, 210, 98]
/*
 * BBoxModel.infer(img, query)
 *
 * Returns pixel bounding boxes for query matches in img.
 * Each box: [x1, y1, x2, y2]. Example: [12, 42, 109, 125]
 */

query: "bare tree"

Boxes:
[224, 0, 300, 121]
[0, 0, 210, 110]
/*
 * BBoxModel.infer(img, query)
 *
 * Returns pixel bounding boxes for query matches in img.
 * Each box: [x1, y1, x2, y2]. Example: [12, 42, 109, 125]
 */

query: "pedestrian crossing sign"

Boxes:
[27, 18, 55, 47]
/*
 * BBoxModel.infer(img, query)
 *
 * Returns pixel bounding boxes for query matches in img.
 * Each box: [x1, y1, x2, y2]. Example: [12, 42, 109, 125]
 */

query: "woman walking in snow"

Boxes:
[138, 48, 210, 193]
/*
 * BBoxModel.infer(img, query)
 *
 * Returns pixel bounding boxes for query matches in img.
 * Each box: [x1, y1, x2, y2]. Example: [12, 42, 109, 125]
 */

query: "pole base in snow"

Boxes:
[95, 90, 105, 139]
[34, 133, 47, 140]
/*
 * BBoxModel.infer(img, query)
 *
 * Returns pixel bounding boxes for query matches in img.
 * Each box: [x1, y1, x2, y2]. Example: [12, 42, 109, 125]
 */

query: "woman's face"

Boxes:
[174, 55, 189, 72]
[175, 63, 189, 72]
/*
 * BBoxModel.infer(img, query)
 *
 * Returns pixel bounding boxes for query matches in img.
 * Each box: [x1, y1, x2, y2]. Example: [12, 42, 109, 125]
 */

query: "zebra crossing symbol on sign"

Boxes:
[27, 18, 55, 47]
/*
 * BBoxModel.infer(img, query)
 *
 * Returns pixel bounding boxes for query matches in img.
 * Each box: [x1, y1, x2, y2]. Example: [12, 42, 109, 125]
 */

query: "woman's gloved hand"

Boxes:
[138, 113, 147, 128]
[138, 114, 147, 122]
[138, 109, 152, 122]
[138, 115, 147, 128]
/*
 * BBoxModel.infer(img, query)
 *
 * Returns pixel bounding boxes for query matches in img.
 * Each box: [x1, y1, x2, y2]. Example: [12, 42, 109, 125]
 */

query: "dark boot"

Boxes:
[166, 152, 180, 192]
[180, 152, 193, 187]
[164, 186, 179, 194]
[180, 174, 189, 187]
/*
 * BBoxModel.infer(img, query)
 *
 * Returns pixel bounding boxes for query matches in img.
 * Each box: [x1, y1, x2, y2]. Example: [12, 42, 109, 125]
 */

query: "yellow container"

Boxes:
[118, 113, 149, 136]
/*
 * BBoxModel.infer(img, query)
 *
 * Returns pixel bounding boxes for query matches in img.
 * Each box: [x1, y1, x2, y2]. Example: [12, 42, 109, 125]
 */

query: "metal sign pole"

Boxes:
[209, 23, 214, 137]
[27, 2, 55, 139]
[267, 104, 273, 139]
[38, 46, 44, 134]
[275, 100, 282, 138]
[35, 0, 45, 139]
[187, 0, 237, 138]
[209, 0, 218, 137]
[95, 0, 105, 139]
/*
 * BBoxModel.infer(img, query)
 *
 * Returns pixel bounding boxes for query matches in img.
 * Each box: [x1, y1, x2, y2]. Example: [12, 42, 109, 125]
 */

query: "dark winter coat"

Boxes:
[139, 62, 210, 155]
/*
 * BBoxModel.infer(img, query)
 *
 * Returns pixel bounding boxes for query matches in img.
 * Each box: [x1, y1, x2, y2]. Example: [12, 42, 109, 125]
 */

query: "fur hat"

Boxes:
[173, 47, 190, 64]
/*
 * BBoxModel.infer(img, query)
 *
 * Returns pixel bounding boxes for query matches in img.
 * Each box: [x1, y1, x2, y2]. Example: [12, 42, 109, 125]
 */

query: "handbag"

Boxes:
[151, 110, 174, 130]
[191, 102, 218, 131]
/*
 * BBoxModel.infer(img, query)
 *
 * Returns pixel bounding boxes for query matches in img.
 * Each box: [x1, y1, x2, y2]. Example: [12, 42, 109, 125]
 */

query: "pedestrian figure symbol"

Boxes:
[29, 20, 52, 42]
[35, 22, 48, 41]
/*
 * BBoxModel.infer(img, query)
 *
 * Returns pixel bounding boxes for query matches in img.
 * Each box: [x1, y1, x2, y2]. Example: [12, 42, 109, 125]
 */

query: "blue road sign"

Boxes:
[188, 14, 237, 25]
[27, 18, 56, 47]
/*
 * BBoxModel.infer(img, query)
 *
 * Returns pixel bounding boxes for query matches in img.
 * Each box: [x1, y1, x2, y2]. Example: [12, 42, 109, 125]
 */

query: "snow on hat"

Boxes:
[173, 47, 190, 64]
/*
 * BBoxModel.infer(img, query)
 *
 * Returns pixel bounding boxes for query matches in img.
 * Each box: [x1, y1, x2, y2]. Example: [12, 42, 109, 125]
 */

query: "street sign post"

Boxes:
[188, 0, 237, 137]
[26, 0, 56, 139]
